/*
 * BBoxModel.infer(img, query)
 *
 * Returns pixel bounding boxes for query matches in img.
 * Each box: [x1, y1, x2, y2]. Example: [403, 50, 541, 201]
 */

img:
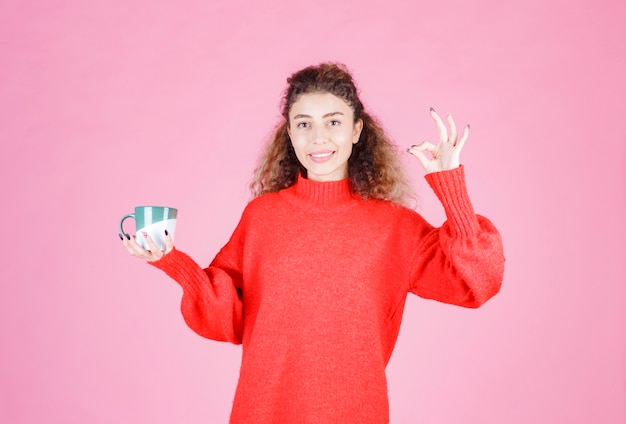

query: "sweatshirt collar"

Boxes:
[291, 174, 355, 207]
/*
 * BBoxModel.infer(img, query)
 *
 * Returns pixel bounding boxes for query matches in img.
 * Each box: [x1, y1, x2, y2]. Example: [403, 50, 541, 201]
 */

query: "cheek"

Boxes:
[289, 137, 307, 160]
[345, 144, 355, 158]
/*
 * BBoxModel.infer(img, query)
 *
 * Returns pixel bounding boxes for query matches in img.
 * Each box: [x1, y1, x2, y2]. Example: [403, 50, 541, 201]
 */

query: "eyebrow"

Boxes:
[292, 111, 345, 120]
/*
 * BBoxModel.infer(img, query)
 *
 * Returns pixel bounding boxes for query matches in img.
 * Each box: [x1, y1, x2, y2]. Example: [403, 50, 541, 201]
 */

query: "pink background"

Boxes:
[1, 0, 624, 422]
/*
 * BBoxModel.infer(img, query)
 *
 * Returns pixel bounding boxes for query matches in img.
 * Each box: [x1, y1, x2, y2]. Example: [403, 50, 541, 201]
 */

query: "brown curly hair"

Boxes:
[250, 63, 412, 205]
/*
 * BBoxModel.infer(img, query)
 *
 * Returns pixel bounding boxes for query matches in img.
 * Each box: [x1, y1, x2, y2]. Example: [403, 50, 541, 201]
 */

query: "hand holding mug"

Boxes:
[119, 206, 177, 262]
[121, 230, 174, 262]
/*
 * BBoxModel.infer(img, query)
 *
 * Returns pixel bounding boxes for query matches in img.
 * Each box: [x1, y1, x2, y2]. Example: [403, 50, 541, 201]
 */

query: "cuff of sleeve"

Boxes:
[424, 165, 478, 237]
[148, 246, 181, 271]
[147, 247, 203, 297]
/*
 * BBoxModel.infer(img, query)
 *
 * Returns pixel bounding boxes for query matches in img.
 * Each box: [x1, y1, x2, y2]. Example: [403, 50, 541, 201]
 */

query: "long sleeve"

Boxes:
[409, 165, 505, 307]
[149, 247, 244, 344]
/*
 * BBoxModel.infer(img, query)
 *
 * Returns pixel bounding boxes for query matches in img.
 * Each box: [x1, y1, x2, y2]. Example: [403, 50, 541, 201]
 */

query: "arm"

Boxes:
[150, 247, 244, 343]
[407, 109, 504, 307]
[121, 228, 243, 344]
[409, 166, 504, 307]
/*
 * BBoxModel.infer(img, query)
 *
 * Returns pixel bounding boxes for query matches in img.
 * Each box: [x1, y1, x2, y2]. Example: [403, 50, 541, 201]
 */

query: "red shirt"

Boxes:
[151, 166, 504, 423]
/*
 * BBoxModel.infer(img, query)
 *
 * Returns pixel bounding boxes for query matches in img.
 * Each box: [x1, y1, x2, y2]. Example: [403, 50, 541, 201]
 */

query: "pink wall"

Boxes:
[1, 0, 624, 422]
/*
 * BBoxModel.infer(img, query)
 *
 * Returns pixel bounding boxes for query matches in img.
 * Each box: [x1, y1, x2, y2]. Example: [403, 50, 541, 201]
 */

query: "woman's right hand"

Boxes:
[120, 231, 174, 262]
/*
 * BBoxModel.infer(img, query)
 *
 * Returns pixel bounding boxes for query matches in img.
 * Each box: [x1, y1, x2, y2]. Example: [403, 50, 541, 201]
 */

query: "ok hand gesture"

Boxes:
[408, 108, 469, 174]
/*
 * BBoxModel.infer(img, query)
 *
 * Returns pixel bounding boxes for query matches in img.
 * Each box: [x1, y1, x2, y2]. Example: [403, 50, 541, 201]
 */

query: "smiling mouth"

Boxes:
[308, 151, 335, 163]
[310, 151, 333, 158]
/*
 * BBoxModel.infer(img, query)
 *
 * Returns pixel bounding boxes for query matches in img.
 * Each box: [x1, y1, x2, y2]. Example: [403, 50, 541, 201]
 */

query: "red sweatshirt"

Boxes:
[150, 166, 504, 423]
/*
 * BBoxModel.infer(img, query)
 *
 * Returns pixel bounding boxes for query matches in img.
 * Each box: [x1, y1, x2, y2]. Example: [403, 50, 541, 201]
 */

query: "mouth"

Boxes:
[309, 150, 335, 163]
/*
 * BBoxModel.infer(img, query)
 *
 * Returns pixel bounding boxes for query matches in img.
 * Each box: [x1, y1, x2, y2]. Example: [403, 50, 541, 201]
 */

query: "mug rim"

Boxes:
[134, 205, 177, 209]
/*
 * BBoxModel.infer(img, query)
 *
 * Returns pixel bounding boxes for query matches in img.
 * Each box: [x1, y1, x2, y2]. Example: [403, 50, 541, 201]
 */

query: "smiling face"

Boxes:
[287, 92, 363, 182]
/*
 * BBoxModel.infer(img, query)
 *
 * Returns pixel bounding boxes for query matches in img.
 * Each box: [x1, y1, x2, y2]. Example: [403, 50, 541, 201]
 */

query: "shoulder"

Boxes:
[239, 190, 286, 220]
[359, 197, 429, 227]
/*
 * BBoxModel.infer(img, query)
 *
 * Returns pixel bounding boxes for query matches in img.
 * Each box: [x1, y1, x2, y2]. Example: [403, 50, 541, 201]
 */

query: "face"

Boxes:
[287, 92, 363, 182]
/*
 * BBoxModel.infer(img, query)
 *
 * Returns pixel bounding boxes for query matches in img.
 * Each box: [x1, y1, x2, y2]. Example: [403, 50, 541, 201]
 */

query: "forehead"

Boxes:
[289, 92, 354, 117]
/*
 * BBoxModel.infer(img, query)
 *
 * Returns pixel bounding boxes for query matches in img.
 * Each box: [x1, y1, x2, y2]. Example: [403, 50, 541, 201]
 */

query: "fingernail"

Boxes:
[119, 233, 124, 240]
[429, 107, 436, 112]
[125, 233, 131, 240]
[467, 124, 471, 129]
[164, 229, 169, 236]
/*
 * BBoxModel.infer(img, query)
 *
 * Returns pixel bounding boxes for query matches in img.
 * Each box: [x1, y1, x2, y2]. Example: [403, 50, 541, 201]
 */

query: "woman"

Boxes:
[121, 63, 505, 423]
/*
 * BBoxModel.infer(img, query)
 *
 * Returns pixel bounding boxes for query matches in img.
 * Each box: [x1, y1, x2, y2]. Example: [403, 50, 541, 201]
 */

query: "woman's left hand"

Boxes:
[407, 108, 469, 174]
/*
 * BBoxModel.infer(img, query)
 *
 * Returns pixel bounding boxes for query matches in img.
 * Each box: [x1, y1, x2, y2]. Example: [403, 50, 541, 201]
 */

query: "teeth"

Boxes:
[311, 152, 333, 158]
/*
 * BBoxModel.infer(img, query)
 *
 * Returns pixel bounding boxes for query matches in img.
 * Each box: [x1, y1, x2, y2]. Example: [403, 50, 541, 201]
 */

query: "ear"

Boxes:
[353, 119, 363, 144]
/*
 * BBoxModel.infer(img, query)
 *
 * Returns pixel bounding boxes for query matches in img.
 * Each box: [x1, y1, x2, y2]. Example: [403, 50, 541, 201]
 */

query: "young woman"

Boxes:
[121, 63, 505, 423]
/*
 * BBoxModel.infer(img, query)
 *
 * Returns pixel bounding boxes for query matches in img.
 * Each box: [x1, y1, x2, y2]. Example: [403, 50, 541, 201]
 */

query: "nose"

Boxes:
[313, 125, 329, 144]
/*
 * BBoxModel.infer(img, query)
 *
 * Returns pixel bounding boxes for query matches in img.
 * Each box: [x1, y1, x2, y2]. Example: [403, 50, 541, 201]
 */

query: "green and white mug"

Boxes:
[120, 206, 177, 251]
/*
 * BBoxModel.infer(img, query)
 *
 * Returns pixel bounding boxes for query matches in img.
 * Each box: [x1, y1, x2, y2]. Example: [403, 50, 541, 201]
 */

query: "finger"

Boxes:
[120, 232, 135, 252]
[409, 141, 437, 152]
[447, 113, 457, 145]
[164, 229, 174, 254]
[408, 141, 440, 160]
[430, 108, 448, 143]
[122, 235, 154, 260]
[456, 124, 470, 151]
[407, 146, 433, 170]
[142, 231, 163, 258]
[408, 142, 441, 171]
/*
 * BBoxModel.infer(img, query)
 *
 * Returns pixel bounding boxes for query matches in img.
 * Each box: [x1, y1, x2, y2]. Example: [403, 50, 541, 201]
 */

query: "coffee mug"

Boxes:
[120, 206, 177, 251]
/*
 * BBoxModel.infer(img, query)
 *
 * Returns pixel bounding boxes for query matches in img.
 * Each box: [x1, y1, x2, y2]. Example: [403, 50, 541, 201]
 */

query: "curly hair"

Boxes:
[250, 63, 412, 205]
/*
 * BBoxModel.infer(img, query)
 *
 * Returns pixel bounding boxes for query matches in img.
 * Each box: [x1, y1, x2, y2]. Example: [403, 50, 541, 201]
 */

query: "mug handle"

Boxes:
[120, 213, 135, 236]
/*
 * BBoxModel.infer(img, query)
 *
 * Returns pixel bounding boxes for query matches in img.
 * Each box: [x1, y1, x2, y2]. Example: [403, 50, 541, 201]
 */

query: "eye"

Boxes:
[328, 120, 341, 127]
[297, 122, 309, 129]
